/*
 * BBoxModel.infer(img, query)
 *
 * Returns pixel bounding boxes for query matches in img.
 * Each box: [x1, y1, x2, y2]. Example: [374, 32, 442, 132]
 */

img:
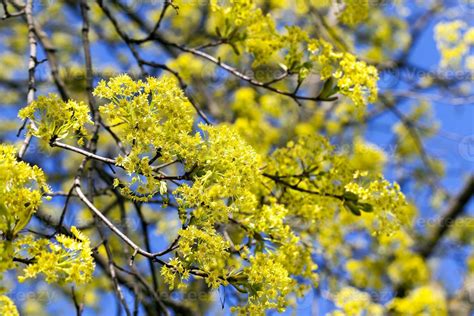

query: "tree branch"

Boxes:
[419, 175, 474, 258]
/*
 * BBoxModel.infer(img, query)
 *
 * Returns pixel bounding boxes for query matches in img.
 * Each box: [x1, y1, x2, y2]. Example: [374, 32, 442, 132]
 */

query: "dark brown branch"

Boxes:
[263, 173, 345, 200]
[1, 0, 23, 19]
[12, 257, 35, 265]
[139, 0, 176, 41]
[418, 175, 474, 258]
[140, 34, 337, 104]
[133, 202, 160, 292]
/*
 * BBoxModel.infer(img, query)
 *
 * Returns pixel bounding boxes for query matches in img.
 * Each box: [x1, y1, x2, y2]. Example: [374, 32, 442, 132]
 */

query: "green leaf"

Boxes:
[358, 202, 374, 213]
[317, 77, 339, 100]
[229, 42, 241, 55]
[344, 201, 361, 216]
[343, 191, 359, 201]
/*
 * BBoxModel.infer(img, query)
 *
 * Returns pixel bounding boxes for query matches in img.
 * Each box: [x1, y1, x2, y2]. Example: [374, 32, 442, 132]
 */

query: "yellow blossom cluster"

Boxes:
[435, 20, 474, 69]
[389, 285, 447, 315]
[345, 258, 385, 289]
[92, 76, 319, 311]
[338, 0, 370, 27]
[282, 26, 311, 76]
[349, 138, 388, 174]
[265, 137, 408, 236]
[175, 123, 261, 226]
[231, 87, 280, 154]
[0, 145, 95, 313]
[362, 12, 410, 62]
[94, 74, 199, 201]
[176, 225, 231, 289]
[387, 252, 430, 287]
[18, 94, 92, 144]
[210, 0, 282, 66]
[343, 178, 407, 234]
[22, 75, 411, 314]
[309, 40, 379, 106]
[0, 145, 48, 241]
[231, 252, 295, 314]
[330, 287, 384, 316]
[167, 53, 206, 82]
[0, 295, 19, 316]
[0, 0, 466, 313]
[17, 227, 95, 285]
[207, 0, 379, 96]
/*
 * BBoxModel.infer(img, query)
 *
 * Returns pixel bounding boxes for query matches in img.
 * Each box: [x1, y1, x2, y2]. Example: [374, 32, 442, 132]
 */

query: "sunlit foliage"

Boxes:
[0, 0, 472, 315]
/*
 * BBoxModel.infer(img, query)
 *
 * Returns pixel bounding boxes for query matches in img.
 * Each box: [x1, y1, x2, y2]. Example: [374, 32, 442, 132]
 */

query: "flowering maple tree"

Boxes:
[0, 0, 473, 315]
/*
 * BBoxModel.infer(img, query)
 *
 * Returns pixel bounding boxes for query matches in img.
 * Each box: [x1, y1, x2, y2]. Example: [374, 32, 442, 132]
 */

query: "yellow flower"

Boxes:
[0, 145, 48, 241]
[18, 94, 92, 143]
[389, 285, 447, 315]
[0, 295, 19, 316]
[17, 227, 95, 285]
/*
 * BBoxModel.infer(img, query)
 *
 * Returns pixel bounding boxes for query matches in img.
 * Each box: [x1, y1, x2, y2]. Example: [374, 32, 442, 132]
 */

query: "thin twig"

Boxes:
[17, 0, 36, 159]
[71, 287, 84, 316]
